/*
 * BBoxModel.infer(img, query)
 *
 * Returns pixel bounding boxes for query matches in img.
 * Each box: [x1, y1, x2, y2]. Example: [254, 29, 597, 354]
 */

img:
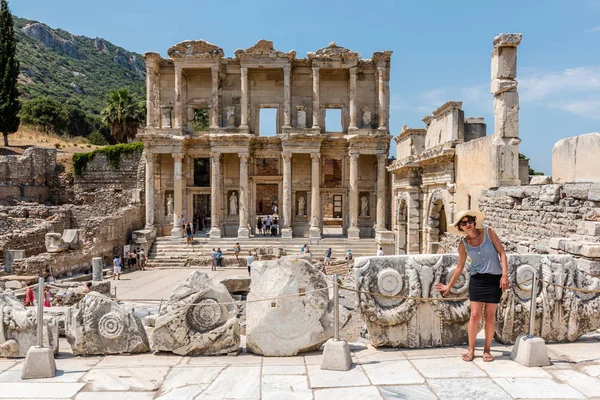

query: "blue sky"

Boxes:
[11, 0, 600, 174]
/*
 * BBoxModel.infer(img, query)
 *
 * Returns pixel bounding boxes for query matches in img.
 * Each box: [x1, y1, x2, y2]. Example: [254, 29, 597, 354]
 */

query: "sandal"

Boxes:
[462, 353, 474, 362]
[483, 353, 494, 362]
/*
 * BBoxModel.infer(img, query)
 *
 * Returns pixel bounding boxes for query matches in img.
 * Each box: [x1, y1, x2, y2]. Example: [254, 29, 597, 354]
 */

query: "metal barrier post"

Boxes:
[333, 273, 339, 341]
[528, 270, 538, 337]
[36, 278, 44, 347]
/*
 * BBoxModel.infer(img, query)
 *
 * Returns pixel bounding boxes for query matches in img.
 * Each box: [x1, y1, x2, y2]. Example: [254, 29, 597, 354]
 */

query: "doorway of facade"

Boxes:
[323, 194, 343, 236]
[193, 194, 211, 233]
[255, 184, 280, 236]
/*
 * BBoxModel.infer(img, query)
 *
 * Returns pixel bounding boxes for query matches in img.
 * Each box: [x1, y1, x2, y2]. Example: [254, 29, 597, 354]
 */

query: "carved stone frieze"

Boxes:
[308, 42, 360, 63]
[234, 39, 296, 62]
[167, 40, 224, 59]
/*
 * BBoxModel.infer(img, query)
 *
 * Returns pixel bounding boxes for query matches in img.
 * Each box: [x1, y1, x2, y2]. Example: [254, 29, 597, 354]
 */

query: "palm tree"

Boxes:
[102, 89, 145, 143]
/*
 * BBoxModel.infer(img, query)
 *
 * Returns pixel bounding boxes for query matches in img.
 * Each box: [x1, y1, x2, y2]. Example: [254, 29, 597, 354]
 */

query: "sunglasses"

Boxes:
[458, 218, 476, 227]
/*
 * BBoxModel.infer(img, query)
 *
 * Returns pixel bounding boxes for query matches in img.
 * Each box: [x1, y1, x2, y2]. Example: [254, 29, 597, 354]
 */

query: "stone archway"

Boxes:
[427, 190, 448, 253]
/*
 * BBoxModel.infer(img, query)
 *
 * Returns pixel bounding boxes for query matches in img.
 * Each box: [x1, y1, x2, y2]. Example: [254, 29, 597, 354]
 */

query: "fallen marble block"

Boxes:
[45, 233, 67, 253]
[219, 275, 251, 293]
[354, 254, 471, 348]
[0, 293, 59, 358]
[51, 281, 111, 306]
[246, 258, 344, 356]
[62, 229, 83, 250]
[496, 254, 600, 344]
[65, 292, 149, 355]
[151, 271, 240, 356]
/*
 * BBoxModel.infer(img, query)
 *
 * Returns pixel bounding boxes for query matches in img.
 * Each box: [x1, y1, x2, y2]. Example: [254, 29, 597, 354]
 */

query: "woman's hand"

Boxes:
[500, 275, 509, 292]
[434, 282, 450, 297]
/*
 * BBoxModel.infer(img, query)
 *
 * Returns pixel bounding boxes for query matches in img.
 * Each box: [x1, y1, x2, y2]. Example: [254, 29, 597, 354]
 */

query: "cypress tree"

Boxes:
[0, 0, 20, 146]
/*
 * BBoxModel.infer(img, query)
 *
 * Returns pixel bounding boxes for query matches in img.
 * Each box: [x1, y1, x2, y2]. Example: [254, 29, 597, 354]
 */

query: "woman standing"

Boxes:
[435, 210, 509, 362]
[43, 286, 53, 307]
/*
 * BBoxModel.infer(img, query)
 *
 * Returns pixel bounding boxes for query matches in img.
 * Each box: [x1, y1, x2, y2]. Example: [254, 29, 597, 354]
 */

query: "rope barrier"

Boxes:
[340, 286, 469, 301]
[536, 277, 600, 294]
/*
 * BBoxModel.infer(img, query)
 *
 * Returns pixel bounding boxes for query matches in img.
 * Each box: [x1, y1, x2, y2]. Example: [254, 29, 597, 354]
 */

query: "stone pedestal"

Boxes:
[347, 227, 360, 239]
[281, 228, 293, 239]
[321, 339, 352, 371]
[511, 335, 551, 367]
[21, 346, 56, 380]
[92, 257, 103, 282]
[237, 227, 250, 239]
[375, 230, 395, 255]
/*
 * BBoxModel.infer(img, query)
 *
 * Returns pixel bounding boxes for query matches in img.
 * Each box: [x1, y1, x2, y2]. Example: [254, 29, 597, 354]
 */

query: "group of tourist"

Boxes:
[300, 245, 353, 267]
[256, 215, 279, 236]
[111, 248, 146, 280]
[208, 243, 257, 277]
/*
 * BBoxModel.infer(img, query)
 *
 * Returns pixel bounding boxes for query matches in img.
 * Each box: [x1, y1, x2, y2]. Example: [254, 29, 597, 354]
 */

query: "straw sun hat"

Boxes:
[447, 210, 485, 236]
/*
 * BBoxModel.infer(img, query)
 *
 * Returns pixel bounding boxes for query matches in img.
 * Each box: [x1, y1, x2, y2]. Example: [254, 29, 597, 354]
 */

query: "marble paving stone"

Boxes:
[402, 347, 463, 359]
[428, 378, 512, 400]
[262, 356, 306, 366]
[303, 351, 323, 365]
[550, 369, 600, 398]
[493, 377, 585, 399]
[473, 358, 552, 378]
[262, 374, 312, 400]
[411, 357, 487, 378]
[379, 385, 438, 400]
[95, 354, 181, 368]
[155, 385, 208, 400]
[81, 366, 170, 391]
[361, 359, 424, 385]
[580, 363, 600, 377]
[313, 386, 383, 400]
[0, 356, 102, 383]
[75, 393, 155, 400]
[307, 364, 370, 388]
[546, 338, 600, 363]
[196, 366, 261, 399]
[185, 353, 262, 366]
[0, 361, 16, 373]
[356, 350, 406, 363]
[161, 366, 223, 392]
[0, 382, 85, 398]
[262, 365, 306, 375]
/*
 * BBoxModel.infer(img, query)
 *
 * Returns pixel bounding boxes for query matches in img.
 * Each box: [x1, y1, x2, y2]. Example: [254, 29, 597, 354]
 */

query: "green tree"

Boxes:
[0, 0, 20, 146]
[88, 129, 108, 145]
[19, 96, 69, 133]
[101, 88, 145, 143]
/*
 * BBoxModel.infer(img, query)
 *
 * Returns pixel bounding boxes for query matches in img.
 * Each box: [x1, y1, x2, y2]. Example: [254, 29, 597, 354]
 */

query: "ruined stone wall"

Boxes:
[74, 149, 144, 191]
[0, 147, 56, 203]
[478, 183, 600, 253]
[454, 135, 494, 212]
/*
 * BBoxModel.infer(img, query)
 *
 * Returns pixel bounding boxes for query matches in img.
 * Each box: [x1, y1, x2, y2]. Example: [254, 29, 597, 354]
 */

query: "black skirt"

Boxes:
[469, 273, 502, 303]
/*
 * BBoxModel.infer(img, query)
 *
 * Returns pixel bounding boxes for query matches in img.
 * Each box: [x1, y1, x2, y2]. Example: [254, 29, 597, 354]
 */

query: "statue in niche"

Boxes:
[226, 106, 235, 128]
[362, 107, 371, 128]
[230, 192, 238, 215]
[297, 196, 306, 216]
[296, 106, 306, 128]
[161, 107, 172, 128]
[360, 196, 369, 217]
[167, 194, 174, 216]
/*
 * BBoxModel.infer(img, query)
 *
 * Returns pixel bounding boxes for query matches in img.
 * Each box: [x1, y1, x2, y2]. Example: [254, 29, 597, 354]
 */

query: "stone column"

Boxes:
[377, 65, 387, 130]
[281, 152, 293, 238]
[171, 153, 184, 238]
[238, 153, 250, 238]
[145, 53, 160, 128]
[309, 153, 321, 238]
[348, 67, 358, 130]
[240, 67, 249, 129]
[348, 152, 360, 239]
[283, 66, 291, 128]
[491, 33, 522, 187]
[211, 66, 220, 129]
[312, 66, 320, 129]
[144, 153, 155, 228]
[375, 153, 386, 231]
[210, 152, 222, 238]
[174, 65, 183, 129]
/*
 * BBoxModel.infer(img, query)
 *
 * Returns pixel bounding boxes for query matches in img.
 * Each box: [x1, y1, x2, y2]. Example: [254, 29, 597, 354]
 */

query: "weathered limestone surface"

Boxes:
[65, 292, 149, 355]
[553, 133, 600, 183]
[246, 258, 340, 356]
[0, 147, 56, 203]
[354, 255, 471, 348]
[0, 293, 59, 358]
[496, 254, 600, 344]
[45, 232, 67, 253]
[52, 281, 111, 306]
[151, 271, 240, 355]
[219, 276, 251, 293]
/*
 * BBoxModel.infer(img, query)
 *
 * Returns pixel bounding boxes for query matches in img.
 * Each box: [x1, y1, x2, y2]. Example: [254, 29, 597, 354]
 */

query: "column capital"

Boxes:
[349, 151, 359, 162]
[310, 153, 321, 161]
[240, 66, 248, 75]
[211, 65, 219, 74]
[377, 153, 387, 164]
[282, 152, 292, 162]
[172, 153, 184, 162]
[283, 65, 291, 74]
[145, 153, 157, 163]
[238, 153, 249, 161]
[349, 66, 357, 76]
[377, 64, 386, 73]
[210, 151, 222, 160]
[312, 66, 320, 74]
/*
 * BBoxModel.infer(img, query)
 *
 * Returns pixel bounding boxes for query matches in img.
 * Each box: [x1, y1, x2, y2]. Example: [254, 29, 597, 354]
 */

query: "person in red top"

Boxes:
[24, 286, 34, 306]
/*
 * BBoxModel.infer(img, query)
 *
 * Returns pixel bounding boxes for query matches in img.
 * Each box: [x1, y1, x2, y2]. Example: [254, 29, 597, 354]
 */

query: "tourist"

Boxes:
[324, 248, 332, 265]
[301, 244, 307, 253]
[43, 286, 53, 307]
[376, 247, 384, 256]
[135, 248, 141, 269]
[264, 215, 271, 236]
[271, 221, 278, 236]
[234, 243, 241, 266]
[209, 248, 217, 271]
[139, 248, 146, 271]
[129, 250, 138, 271]
[24, 286, 34, 306]
[257, 217, 263, 235]
[216, 248, 223, 268]
[186, 223, 193, 245]
[113, 255, 122, 280]
[345, 249, 353, 267]
[435, 210, 509, 363]
[246, 251, 254, 277]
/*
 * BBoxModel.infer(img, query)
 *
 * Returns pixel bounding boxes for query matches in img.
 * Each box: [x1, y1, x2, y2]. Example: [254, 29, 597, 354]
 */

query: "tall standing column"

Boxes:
[309, 153, 321, 238]
[375, 153, 386, 231]
[210, 152, 222, 238]
[281, 152, 293, 238]
[240, 67, 248, 129]
[348, 152, 360, 239]
[174, 65, 183, 129]
[211, 66, 220, 129]
[348, 67, 357, 130]
[312, 66, 320, 130]
[171, 153, 184, 238]
[145, 53, 161, 128]
[238, 153, 250, 238]
[283, 66, 291, 128]
[377, 65, 387, 130]
[145, 153, 155, 228]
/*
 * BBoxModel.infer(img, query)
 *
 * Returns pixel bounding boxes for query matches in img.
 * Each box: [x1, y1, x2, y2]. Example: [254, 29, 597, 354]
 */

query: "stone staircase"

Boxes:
[147, 235, 378, 268]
